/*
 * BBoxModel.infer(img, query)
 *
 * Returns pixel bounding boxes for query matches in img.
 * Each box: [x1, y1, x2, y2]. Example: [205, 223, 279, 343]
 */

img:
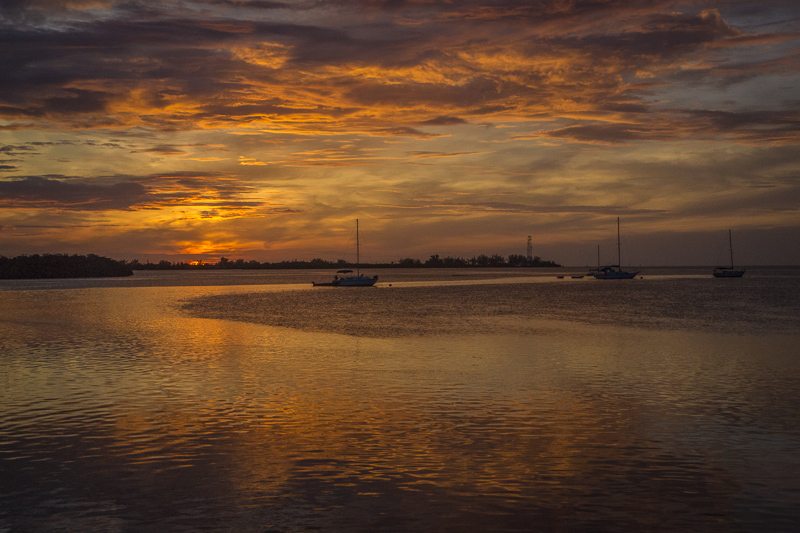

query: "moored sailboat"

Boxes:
[713, 229, 745, 278]
[312, 219, 378, 287]
[591, 217, 640, 280]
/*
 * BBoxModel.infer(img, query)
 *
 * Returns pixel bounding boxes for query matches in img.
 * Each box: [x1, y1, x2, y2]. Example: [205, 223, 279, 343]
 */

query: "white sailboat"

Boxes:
[591, 217, 640, 280]
[313, 219, 378, 287]
[713, 229, 745, 278]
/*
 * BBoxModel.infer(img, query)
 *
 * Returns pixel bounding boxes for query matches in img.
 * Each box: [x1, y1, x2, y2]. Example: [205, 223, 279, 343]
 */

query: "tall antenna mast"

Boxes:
[356, 218, 360, 276]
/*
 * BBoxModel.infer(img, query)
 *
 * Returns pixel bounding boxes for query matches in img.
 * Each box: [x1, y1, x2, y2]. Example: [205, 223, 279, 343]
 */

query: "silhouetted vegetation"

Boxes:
[0, 252, 560, 277]
[0, 254, 133, 279]
[411, 253, 558, 268]
[128, 254, 561, 270]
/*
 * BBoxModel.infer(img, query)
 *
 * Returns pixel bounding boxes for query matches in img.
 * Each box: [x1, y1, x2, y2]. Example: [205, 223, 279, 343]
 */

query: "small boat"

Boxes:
[571, 275, 584, 279]
[591, 266, 639, 280]
[313, 219, 378, 287]
[591, 218, 640, 280]
[330, 269, 378, 287]
[713, 229, 745, 278]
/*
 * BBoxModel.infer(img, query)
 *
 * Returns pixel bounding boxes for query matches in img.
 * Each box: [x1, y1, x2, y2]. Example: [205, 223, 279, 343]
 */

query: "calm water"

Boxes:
[1, 268, 799, 532]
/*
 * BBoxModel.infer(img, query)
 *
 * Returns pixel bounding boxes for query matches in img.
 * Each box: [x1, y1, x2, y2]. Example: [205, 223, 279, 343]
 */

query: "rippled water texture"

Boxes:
[183, 275, 800, 337]
[1, 270, 799, 531]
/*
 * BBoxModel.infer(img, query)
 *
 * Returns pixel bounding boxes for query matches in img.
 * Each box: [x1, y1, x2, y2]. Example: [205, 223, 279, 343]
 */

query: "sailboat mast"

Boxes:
[728, 229, 734, 268]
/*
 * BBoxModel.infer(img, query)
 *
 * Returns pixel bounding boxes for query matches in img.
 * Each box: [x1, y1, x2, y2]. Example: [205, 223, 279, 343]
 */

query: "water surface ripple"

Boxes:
[183, 276, 800, 337]
[1, 271, 799, 531]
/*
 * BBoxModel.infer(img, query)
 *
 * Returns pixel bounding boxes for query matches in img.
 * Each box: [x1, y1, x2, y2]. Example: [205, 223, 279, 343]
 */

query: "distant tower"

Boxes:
[526, 236, 533, 262]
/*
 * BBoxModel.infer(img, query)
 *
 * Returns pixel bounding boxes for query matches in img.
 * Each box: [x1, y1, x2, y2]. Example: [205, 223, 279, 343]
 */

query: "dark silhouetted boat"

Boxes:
[713, 229, 745, 278]
[313, 219, 378, 287]
[591, 217, 640, 280]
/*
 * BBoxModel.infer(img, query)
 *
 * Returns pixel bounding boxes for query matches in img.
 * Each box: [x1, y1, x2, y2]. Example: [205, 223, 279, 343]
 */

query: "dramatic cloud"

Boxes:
[0, 176, 149, 210]
[0, 0, 798, 264]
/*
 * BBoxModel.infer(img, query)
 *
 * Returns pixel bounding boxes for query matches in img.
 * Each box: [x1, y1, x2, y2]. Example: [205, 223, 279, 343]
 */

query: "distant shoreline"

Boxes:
[129, 256, 562, 271]
[0, 254, 133, 279]
[0, 253, 561, 279]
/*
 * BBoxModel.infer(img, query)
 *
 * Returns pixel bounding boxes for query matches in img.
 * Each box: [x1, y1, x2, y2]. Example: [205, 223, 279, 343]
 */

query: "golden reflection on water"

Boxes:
[1, 283, 799, 531]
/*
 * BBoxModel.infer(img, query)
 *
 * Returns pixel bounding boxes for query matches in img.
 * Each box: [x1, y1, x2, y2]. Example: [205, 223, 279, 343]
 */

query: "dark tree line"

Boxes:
[132, 254, 560, 270]
[127, 257, 347, 270]
[0, 252, 561, 278]
[0, 254, 133, 279]
[398, 253, 560, 268]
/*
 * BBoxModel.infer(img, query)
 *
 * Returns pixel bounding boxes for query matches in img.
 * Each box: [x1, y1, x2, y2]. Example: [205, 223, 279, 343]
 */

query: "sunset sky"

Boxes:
[1, 0, 799, 266]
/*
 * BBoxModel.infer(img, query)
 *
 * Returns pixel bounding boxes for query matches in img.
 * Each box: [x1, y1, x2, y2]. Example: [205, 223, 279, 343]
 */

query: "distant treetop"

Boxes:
[130, 254, 561, 270]
[0, 254, 133, 279]
[0, 252, 561, 278]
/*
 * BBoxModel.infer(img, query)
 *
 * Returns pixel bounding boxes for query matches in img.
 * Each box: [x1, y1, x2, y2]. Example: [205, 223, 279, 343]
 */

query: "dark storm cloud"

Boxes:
[533, 9, 744, 75]
[0, 20, 248, 77]
[196, 101, 358, 121]
[419, 116, 468, 126]
[44, 89, 110, 115]
[334, 0, 670, 20]
[0, 144, 39, 155]
[131, 145, 188, 156]
[127, 172, 263, 208]
[348, 77, 536, 110]
[0, 0, 91, 23]
[0, 170, 265, 211]
[543, 108, 800, 145]
[0, 176, 149, 210]
[574, 108, 800, 145]
[0, 9, 383, 125]
[682, 109, 800, 134]
[0, 0, 783, 134]
[283, 26, 423, 66]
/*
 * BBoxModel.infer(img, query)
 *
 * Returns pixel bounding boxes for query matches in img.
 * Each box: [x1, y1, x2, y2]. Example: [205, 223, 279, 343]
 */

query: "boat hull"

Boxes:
[592, 272, 639, 280]
[336, 275, 378, 286]
[591, 267, 640, 280]
[713, 269, 745, 278]
[313, 275, 378, 287]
